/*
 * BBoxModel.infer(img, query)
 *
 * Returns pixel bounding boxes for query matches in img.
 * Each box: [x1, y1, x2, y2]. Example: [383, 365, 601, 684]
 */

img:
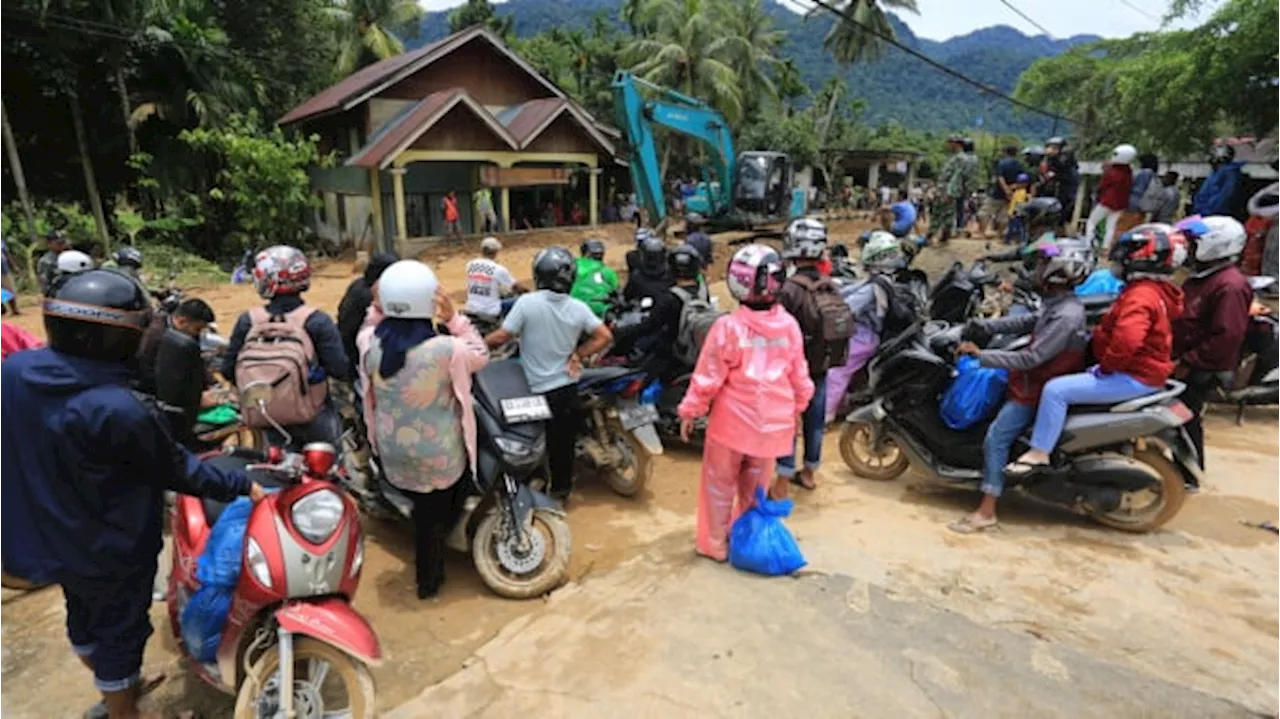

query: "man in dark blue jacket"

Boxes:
[1193, 144, 1246, 219]
[2, 269, 262, 719]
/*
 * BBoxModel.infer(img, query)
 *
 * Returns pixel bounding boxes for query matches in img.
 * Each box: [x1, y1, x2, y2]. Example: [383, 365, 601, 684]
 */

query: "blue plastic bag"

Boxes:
[1075, 267, 1124, 297]
[181, 497, 252, 662]
[939, 356, 1009, 430]
[728, 488, 807, 576]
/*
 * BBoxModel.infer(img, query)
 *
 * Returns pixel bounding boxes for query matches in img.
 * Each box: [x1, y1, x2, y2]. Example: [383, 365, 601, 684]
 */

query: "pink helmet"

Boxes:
[726, 244, 785, 306]
[252, 245, 311, 299]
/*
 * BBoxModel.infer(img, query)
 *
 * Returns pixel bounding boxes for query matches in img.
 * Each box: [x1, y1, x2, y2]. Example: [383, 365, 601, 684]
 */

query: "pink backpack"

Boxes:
[235, 306, 327, 428]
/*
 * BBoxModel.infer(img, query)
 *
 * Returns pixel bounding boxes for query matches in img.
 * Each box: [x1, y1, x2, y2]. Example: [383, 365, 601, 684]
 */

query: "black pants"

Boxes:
[1180, 372, 1218, 476]
[544, 384, 583, 497]
[407, 481, 466, 595]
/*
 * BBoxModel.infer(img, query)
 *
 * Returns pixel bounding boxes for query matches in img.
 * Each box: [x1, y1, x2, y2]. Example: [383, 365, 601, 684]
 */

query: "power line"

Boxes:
[995, 0, 1054, 38]
[1117, 0, 1162, 23]
[791, 0, 1080, 125]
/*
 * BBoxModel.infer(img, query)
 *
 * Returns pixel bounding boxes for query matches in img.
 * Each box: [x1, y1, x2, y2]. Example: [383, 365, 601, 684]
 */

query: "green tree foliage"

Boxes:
[325, 0, 423, 76]
[178, 113, 332, 252]
[1015, 0, 1278, 158]
[813, 0, 919, 65]
[449, 0, 514, 38]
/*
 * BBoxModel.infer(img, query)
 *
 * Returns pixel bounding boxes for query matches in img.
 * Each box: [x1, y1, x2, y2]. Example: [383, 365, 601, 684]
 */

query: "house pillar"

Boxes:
[500, 188, 511, 232]
[906, 162, 918, 193]
[588, 167, 601, 226]
[867, 163, 881, 194]
[390, 167, 408, 254]
[369, 169, 385, 251]
[1070, 179, 1087, 232]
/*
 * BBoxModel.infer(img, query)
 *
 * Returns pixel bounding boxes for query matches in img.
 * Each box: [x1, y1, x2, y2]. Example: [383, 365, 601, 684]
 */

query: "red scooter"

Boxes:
[168, 382, 380, 718]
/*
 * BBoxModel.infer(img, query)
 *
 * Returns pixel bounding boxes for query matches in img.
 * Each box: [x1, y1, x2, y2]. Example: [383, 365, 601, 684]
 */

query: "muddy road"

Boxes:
[2, 222, 1277, 717]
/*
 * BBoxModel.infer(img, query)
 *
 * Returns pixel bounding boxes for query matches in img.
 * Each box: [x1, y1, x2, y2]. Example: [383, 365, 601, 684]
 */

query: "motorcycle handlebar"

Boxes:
[226, 446, 268, 462]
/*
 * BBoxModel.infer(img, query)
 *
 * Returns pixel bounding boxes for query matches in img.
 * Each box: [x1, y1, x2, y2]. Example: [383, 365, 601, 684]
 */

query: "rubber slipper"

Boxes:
[948, 515, 998, 534]
[789, 474, 817, 491]
[83, 675, 166, 719]
[1004, 460, 1048, 478]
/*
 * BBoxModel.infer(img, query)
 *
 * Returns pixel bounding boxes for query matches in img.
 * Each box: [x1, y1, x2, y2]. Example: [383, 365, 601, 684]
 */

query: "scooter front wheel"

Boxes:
[472, 508, 571, 599]
[839, 421, 909, 481]
[234, 636, 376, 719]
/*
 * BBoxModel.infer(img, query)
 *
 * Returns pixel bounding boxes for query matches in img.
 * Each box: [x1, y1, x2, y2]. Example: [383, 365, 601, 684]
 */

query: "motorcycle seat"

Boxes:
[1066, 380, 1186, 415]
[578, 366, 636, 387]
[198, 454, 285, 526]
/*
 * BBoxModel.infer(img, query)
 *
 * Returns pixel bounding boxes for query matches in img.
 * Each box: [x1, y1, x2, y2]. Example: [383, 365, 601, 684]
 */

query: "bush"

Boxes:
[1, 202, 100, 289]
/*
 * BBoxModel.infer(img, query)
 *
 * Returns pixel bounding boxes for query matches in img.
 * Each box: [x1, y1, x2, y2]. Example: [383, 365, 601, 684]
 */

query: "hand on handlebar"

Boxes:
[249, 482, 268, 503]
[955, 341, 981, 358]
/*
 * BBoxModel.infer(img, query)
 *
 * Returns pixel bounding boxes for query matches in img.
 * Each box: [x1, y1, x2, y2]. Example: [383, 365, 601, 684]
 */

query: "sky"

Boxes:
[416, 0, 1221, 41]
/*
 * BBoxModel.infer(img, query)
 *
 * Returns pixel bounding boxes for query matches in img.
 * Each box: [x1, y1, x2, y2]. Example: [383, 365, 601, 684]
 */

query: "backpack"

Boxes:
[787, 275, 855, 374]
[234, 306, 327, 428]
[670, 285, 725, 367]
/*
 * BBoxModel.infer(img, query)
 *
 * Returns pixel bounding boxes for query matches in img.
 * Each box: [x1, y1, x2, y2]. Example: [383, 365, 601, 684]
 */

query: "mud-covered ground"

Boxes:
[2, 221, 1277, 717]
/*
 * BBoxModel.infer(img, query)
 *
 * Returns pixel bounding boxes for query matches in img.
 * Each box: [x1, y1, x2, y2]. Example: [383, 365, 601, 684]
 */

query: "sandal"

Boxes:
[948, 514, 999, 534]
[83, 675, 166, 719]
[1004, 460, 1048, 478]
[790, 470, 817, 491]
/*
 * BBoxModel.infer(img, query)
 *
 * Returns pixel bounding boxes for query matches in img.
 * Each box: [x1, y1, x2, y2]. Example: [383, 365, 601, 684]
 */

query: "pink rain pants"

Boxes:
[696, 437, 775, 561]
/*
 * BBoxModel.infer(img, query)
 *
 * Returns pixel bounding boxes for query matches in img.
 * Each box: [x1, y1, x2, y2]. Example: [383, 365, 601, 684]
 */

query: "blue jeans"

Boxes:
[982, 401, 1037, 497]
[500, 297, 517, 315]
[1030, 369, 1159, 453]
[778, 373, 827, 478]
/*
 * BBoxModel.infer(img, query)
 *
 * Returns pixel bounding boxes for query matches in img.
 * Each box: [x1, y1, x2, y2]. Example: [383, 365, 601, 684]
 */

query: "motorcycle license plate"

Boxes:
[618, 403, 660, 431]
[500, 396, 552, 423]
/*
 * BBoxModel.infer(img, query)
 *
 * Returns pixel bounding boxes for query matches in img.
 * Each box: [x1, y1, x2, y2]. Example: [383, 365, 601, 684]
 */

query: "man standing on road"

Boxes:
[36, 230, 68, 295]
[475, 186, 499, 233]
[979, 145, 1024, 238]
[957, 138, 981, 236]
[929, 136, 964, 244]
[483, 247, 613, 503]
[442, 189, 462, 243]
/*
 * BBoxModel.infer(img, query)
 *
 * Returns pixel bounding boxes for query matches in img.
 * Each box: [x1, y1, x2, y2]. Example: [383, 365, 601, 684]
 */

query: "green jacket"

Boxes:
[571, 257, 619, 317]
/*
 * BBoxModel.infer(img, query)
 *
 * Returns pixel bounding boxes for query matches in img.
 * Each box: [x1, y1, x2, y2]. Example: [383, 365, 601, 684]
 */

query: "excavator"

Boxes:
[612, 71, 807, 233]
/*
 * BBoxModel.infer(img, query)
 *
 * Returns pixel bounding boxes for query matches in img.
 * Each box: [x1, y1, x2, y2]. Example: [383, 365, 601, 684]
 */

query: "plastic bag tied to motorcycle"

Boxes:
[729, 488, 807, 576]
[939, 355, 1009, 431]
[181, 497, 253, 663]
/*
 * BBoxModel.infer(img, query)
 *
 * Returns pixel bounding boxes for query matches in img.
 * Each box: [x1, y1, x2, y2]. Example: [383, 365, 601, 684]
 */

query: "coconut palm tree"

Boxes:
[811, 0, 919, 65]
[326, 0, 423, 76]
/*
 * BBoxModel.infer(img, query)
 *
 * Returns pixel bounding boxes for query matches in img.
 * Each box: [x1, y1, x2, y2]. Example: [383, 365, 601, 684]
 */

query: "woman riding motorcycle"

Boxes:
[360, 260, 488, 599]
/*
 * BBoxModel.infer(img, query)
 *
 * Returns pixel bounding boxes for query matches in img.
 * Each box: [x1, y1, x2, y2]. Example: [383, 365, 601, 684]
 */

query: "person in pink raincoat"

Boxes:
[359, 260, 489, 598]
[677, 244, 815, 561]
[1, 322, 42, 361]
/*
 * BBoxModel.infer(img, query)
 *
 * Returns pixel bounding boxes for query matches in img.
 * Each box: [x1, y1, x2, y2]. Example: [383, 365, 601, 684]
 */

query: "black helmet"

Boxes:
[580, 238, 606, 260]
[669, 244, 702, 281]
[639, 236, 667, 275]
[1016, 197, 1063, 227]
[961, 137, 975, 152]
[1209, 144, 1235, 164]
[532, 246, 577, 293]
[113, 246, 144, 269]
[43, 269, 152, 362]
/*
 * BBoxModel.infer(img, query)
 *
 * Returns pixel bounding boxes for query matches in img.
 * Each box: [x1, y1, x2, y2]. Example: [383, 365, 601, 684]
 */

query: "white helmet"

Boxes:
[377, 260, 439, 319]
[1110, 144, 1138, 165]
[1189, 215, 1247, 263]
[784, 217, 828, 259]
[57, 250, 94, 274]
[480, 236, 502, 255]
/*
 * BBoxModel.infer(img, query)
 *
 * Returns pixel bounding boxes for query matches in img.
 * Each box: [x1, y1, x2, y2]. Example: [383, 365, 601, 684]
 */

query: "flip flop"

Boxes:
[83, 675, 166, 719]
[948, 515, 999, 534]
[1004, 460, 1048, 478]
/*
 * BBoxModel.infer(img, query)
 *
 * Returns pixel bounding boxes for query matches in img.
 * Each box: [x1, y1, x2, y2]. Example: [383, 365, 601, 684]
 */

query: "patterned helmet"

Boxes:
[727, 244, 785, 306]
[252, 245, 311, 299]
[1110, 224, 1188, 276]
[861, 231, 906, 273]
[634, 227, 657, 246]
[1025, 238, 1094, 287]
[783, 217, 828, 260]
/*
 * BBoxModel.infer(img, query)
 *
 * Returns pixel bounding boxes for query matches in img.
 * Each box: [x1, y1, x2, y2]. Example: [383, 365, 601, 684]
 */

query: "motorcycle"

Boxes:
[169, 382, 379, 718]
[461, 308, 518, 360]
[1208, 276, 1279, 422]
[574, 365, 664, 496]
[342, 359, 572, 599]
[838, 320, 1197, 532]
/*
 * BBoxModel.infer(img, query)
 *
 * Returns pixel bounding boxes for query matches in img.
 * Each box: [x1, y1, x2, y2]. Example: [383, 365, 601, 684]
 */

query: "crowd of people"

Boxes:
[0, 129, 1275, 717]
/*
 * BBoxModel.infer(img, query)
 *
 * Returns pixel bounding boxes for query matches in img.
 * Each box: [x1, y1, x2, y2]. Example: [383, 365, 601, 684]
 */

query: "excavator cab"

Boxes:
[733, 151, 794, 220]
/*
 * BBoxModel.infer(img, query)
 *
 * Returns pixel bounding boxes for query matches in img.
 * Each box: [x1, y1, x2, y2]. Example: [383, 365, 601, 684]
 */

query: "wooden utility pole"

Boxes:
[1, 100, 40, 246]
[68, 91, 111, 252]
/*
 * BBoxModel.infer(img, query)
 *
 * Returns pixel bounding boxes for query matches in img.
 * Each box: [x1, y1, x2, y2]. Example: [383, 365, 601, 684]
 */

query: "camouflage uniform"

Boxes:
[929, 153, 963, 237]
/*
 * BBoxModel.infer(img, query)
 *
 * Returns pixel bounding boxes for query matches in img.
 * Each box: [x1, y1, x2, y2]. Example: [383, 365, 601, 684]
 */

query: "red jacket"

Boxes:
[1172, 264, 1253, 371]
[1, 324, 42, 360]
[1091, 278, 1183, 387]
[1096, 164, 1133, 211]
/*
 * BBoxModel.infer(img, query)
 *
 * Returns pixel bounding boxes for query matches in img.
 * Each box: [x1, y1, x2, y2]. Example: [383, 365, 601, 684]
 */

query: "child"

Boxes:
[677, 244, 814, 561]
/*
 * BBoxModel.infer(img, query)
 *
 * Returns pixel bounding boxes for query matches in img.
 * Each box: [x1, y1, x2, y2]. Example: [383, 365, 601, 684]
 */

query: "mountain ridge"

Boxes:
[408, 0, 1099, 136]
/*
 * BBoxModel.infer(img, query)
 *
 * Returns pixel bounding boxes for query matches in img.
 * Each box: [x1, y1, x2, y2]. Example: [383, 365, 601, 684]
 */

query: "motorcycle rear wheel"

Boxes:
[601, 422, 651, 497]
[234, 636, 376, 719]
[839, 421, 909, 481]
[0, 571, 49, 591]
[472, 508, 571, 599]
[1089, 447, 1187, 533]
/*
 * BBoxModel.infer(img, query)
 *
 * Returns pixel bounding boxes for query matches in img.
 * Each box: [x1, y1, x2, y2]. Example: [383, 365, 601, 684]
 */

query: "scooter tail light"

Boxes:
[621, 378, 647, 399]
[1167, 401, 1194, 423]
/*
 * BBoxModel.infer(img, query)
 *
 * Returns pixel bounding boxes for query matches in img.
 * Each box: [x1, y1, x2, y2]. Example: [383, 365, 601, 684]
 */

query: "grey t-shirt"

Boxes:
[502, 290, 603, 393]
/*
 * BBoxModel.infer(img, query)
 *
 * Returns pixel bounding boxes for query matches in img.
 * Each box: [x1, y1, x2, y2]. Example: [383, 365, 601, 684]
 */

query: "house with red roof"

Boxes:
[279, 25, 622, 252]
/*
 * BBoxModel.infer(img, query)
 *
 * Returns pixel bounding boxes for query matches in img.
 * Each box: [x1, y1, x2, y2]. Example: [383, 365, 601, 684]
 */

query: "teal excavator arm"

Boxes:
[611, 71, 736, 228]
